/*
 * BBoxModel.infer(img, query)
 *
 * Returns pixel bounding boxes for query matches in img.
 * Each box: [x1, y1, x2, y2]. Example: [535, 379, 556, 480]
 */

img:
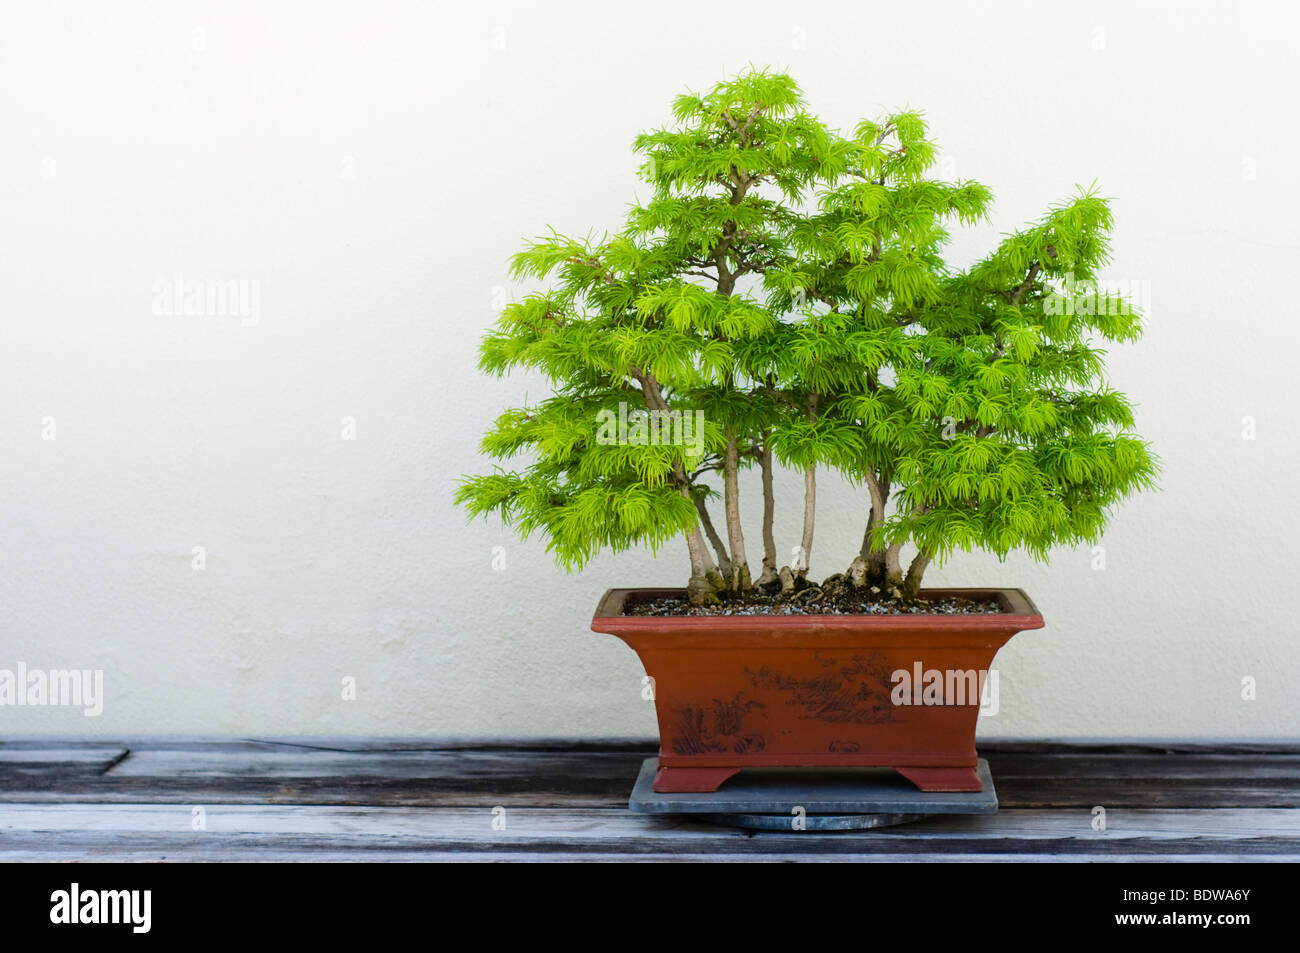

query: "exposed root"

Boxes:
[687, 573, 722, 606]
[848, 555, 868, 589]
[778, 566, 795, 595]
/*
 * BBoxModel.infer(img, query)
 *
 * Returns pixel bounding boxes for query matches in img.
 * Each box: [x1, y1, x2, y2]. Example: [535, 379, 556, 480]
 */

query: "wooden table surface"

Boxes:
[2, 738, 1297, 862]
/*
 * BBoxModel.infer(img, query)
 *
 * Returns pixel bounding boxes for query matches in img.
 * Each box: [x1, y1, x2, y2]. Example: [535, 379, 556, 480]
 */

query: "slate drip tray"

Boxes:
[628, 757, 998, 831]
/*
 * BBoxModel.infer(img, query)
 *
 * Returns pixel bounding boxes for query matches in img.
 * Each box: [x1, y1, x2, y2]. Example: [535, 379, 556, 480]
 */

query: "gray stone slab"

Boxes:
[629, 758, 998, 816]
[697, 811, 930, 830]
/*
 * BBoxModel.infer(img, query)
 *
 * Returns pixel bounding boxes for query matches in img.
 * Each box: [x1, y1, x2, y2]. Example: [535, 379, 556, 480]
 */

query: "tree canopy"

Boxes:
[458, 69, 1158, 605]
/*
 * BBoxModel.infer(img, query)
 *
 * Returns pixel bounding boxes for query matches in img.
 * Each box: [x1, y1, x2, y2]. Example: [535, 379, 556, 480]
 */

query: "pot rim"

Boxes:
[592, 586, 1044, 633]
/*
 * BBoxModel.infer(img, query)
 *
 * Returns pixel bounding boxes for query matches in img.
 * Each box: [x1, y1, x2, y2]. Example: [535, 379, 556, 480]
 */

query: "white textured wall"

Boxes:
[2, 0, 1297, 738]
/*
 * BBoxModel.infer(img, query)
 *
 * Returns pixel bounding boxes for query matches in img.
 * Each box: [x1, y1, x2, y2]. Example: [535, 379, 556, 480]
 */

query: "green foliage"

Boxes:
[458, 69, 1158, 592]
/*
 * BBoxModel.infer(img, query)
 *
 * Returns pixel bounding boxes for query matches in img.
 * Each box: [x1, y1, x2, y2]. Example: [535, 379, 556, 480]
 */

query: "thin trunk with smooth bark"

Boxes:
[859, 470, 889, 584]
[794, 395, 819, 582]
[722, 433, 751, 591]
[795, 463, 815, 581]
[694, 494, 733, 581]
[891, 503, 933, 599]
[902, 547, 933, 601]
[757, 437, 778, 587]
[629, 364, 724, 604]
[883, 543, 903, 586]
[680, 488, 723, 605]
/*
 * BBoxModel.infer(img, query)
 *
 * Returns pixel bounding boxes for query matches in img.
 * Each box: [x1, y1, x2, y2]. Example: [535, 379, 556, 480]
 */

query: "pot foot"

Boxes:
[653, 766, 741, 793]
[895, 766, 983, 792]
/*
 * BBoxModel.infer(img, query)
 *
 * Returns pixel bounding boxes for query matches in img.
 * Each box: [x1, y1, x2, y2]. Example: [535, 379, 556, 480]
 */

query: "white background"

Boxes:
[2, 0, 1297, 738]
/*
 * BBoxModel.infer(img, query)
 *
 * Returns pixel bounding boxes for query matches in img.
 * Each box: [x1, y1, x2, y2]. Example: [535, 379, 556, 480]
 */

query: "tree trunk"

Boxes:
[883, 542, 904, 589]
[901, 547, 933, 602]
[795, 463, 815, 582]
[693, 494, 733, 581]
[756, 437, 778, 588]
[794, 394, 818, 583]
[858, 470, 889, 584]
[628, 364, 725, 603]
[681, 487, 723, 605]
[886, 501, 930, 594]
[722, 433, 751, 591]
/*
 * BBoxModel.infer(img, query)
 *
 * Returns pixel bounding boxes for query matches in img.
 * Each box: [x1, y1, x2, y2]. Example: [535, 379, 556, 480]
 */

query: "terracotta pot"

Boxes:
[592, 587, 1043, 793]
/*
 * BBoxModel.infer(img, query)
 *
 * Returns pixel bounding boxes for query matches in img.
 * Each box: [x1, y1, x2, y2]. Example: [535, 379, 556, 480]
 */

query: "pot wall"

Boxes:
[592, 588, 1044, 791]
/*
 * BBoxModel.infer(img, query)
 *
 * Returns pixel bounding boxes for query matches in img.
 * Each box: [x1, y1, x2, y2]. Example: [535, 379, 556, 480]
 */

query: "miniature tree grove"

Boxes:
[457, 70, 1158, 606]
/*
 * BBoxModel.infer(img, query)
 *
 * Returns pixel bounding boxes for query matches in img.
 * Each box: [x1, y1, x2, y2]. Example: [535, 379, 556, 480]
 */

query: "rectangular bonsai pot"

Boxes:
[591, 587, 1044, 793]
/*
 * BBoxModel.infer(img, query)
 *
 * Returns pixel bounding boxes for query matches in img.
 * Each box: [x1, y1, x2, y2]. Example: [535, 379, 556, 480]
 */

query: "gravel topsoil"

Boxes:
[624, 591, 1004, 617]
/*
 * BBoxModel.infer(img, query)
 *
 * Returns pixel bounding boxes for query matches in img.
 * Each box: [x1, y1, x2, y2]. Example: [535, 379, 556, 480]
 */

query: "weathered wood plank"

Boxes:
[0, 745, 130, 778]
[2, 736, 1299, 864]
[8, 737, 1297, 755]
[3, 740, 1299, 808]
[2, 738, 1300, 816]
[0, 806, 1297, 861]
[106, 749, 557, 779]
[5, 850, 1292, 863]
[0, 747, 127, 764]
[987, 755, 1300, 777]
[7, 777, 1293, 809]
[99, 748, 1300, 782]
[6, 803, 1300, 836]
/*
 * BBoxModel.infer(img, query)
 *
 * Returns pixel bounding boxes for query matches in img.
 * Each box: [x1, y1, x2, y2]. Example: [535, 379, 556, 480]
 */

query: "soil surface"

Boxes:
[625, 590, 1003, 617]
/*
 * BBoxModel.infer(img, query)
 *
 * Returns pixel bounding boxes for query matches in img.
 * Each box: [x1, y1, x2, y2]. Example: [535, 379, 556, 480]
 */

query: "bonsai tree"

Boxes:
[457, 70, 1158, 607]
